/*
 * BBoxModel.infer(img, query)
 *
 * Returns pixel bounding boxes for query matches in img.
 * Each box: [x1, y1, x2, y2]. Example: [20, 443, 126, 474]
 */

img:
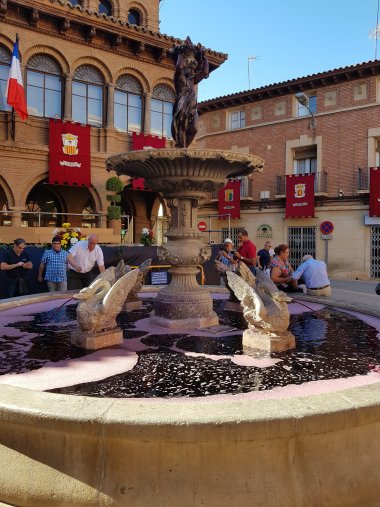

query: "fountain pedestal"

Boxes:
[71, 328, 123, 350]
[107, 148, 264, 330]
[243, 329, 296, 354]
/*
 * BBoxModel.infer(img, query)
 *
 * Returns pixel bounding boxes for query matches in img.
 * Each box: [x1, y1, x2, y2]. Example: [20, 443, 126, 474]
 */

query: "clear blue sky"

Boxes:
[159, 0, 380, 101]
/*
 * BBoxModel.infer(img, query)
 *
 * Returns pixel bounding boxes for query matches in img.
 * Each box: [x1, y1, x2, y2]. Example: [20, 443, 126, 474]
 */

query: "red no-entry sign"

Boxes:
[198, 221, 207, 231]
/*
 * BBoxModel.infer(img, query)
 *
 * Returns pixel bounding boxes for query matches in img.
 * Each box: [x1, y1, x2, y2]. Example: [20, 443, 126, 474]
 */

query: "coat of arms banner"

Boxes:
[369, 167, 380, 217]
[49, 119, 91, 186]
[218, 180, 241, 219]
[285, 173, 315, 219]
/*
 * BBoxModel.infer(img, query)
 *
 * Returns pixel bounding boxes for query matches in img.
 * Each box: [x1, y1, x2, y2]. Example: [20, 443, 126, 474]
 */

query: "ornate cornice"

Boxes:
[3, 0, 227, 72]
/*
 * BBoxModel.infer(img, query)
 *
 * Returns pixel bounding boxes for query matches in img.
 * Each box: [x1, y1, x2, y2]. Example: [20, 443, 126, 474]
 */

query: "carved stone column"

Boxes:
[106, 83, 114, 128]
[63, 73, 73, 121]
[143, 92, 151, 134]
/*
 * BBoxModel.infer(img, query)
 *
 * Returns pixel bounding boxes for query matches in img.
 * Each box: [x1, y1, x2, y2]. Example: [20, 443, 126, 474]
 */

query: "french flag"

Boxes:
[6, 37, 28, 120]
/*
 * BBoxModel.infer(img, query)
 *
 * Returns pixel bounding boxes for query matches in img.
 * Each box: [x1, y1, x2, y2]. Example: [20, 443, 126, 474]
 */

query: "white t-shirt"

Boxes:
[68, 240, 104, 273]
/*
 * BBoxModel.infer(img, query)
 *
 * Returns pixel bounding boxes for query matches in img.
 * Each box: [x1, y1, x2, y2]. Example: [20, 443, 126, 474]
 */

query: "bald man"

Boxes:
[67, 233, 105, 289]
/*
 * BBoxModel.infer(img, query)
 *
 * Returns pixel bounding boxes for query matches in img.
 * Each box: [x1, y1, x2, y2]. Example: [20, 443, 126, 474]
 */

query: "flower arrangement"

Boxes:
[53, 223, 87, 250]
[140, 227, 155, 246]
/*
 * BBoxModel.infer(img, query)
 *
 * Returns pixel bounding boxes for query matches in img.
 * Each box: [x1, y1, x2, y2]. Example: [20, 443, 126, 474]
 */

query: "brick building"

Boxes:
[0, 0, 225, 244]
[196, 61, 380, 279]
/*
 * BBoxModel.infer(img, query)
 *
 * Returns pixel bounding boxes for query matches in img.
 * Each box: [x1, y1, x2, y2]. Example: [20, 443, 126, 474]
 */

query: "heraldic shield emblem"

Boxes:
[294, 183, 306, 198]
[225, 188, 234, 202]
[61, 133, 79, 155]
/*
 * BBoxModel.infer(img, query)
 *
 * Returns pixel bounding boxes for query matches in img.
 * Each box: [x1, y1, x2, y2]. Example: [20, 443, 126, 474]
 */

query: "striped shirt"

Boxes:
[41, 248, 69, 282]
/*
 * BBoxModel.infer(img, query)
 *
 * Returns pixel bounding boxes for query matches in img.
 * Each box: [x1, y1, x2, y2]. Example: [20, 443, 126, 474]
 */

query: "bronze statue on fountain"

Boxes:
[171, 36, 209, 148]
[106, 36, 264, 330]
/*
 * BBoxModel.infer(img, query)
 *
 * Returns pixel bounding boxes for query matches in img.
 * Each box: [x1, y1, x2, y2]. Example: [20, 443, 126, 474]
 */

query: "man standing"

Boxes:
[0, 238, 33, 297]
[67, 233, 105, 290]
[38, 236, 69, 292]
[257, 241, 272, 271]
[234, 229, 257, 274]
[291, 254, 331, 296]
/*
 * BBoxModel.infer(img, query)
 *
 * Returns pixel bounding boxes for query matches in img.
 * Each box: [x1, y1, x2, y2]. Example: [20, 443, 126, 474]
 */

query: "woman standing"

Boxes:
[270, 244, 299, 292]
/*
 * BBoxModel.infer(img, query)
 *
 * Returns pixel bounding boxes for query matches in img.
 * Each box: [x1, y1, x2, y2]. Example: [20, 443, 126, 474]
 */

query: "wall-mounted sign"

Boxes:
[256, 224, 273, 238]
[320, 221, 334, 235]
[198, 221, 207, 231]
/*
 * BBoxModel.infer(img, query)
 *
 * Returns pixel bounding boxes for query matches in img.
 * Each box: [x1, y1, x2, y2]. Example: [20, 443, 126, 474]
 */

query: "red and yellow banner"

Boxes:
[369, 167, 380, 217]
[218, 180, 241, 219]
[131, 133, 166, 190]
[49, 119, 91, 187]
[285, 174, 315, 218]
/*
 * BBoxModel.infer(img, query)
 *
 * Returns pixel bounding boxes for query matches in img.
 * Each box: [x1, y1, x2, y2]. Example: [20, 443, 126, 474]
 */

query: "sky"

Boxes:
[159, 0, 380, 102]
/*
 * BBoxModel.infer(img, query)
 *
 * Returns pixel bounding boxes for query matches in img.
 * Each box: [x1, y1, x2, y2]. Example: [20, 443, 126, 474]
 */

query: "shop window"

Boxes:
[151, 84, 175, 138]
[26, 55, 62, 118]
[114, 75, 142, 132]
[0, 45, 11, 113]
[72, 65, 104, 127]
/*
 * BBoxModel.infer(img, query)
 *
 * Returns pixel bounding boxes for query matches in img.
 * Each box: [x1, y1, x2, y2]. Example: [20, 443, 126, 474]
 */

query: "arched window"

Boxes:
[114, 75, 142, 133]
[72, 65, 104, 127]
[98, 0, 112, 16]
[0, 45, 12, 113]
[26, 54, 62, 118]
[128, 9, 141, 25]
[151, 85, 175, 138]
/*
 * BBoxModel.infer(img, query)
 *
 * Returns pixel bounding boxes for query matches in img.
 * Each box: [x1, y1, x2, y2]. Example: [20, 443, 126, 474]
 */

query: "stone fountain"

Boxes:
[106, 37, 264, 330]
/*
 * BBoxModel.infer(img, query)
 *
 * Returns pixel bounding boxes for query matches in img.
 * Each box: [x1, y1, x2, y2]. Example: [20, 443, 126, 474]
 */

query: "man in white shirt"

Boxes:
[67, 233, 105, 289]
[291, 254, 331, 296]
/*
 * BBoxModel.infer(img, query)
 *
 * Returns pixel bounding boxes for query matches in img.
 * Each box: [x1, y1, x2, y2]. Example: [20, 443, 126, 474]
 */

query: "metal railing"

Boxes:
[276, 171, 328, 195]
[356, 166, 369, 191]
[0, 210, 131, 229]
[211, 176, 251, 199]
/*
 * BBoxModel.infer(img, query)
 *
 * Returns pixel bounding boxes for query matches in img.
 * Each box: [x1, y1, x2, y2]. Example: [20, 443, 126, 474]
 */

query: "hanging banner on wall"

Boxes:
[131, 133, 166, 190]
[49, 119, 91, 186]
[218, 180, 241, 219]
[285, 174, 315, 218]
[369, 167, 380, 217]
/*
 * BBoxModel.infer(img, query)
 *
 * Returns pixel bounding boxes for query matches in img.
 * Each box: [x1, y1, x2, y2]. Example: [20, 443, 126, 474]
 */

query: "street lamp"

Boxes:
[295, 92, 316, 129]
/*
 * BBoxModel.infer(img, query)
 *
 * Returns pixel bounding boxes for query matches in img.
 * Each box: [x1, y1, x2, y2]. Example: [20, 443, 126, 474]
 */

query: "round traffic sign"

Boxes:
[320, 221, 334, 235]
[198, 221, 207, 231]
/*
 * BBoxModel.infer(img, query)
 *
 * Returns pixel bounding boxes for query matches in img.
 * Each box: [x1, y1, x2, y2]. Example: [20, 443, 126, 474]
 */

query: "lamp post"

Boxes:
[295, 92, 316, 129]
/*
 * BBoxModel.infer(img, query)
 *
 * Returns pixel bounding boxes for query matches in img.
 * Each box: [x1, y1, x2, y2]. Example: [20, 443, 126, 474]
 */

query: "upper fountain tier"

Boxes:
[106, 148, 264, 197]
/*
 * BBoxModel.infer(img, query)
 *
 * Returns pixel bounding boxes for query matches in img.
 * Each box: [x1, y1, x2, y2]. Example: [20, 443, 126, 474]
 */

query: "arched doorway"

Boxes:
[23, 180, 98, 229]
[0, 186, 10, 226]
[24, 184, 63, 227]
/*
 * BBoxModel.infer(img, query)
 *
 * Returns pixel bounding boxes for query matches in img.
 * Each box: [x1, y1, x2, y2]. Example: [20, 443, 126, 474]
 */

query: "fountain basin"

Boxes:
[1, 293, 380, 506]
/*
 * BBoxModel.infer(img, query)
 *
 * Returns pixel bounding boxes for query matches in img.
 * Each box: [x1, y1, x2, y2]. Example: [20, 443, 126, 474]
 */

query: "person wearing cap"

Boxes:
[38, 236, 69, 292]
[216, 238, 239, 272]
[0, 238, 33, 298]
[291, 254, 331, 296]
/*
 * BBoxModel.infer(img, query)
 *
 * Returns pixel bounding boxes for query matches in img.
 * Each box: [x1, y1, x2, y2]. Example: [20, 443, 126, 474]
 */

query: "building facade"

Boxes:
[196, 61, 380, 279]
[0, 0, 226, 244]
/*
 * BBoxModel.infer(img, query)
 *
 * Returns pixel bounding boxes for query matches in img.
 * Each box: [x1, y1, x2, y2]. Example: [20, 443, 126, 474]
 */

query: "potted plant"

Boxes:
[106, 176, 124, 235]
